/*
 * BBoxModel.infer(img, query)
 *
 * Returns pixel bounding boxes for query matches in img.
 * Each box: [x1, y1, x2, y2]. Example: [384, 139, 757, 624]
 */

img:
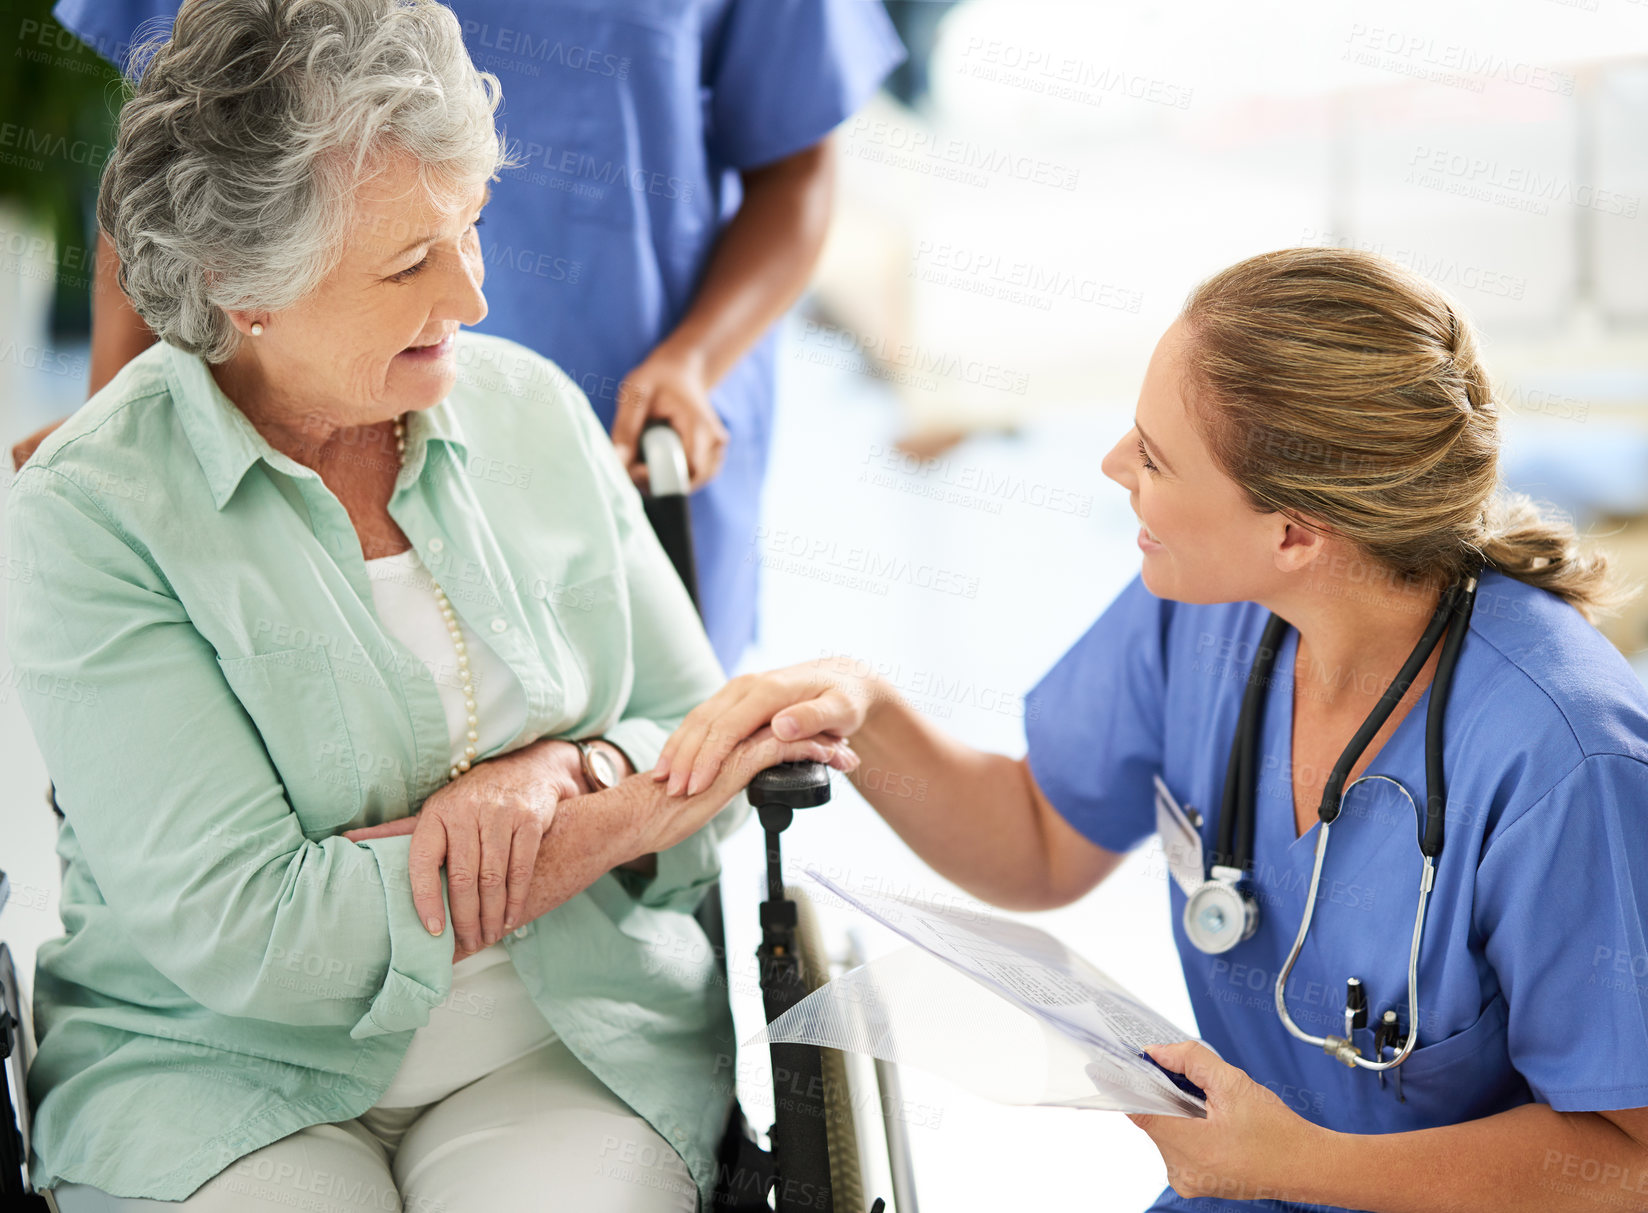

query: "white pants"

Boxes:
[48, 1038, 698, 1213]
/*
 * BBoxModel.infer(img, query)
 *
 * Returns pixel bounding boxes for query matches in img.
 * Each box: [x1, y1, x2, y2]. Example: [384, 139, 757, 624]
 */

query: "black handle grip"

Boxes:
[748, 761, 832, 811]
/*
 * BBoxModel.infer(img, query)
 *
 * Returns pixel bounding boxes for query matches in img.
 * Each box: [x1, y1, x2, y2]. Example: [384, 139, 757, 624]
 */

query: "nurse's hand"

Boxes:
[653, 656, 882, 797]
[1127, 1041, 1332, 1204]
[12, 416, 66, 470]
[342, 740, 587, 955]
[611, 343, 729, 491]
[639, 725, 858, 851]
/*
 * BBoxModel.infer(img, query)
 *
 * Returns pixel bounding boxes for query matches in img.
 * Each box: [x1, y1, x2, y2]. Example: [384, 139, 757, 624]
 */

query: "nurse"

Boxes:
[648, 248, 1648, 1211]
[38, 0, 907, 673]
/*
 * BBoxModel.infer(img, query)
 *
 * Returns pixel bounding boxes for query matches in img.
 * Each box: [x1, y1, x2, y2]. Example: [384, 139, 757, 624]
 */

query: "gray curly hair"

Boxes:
[97, 0, 521, 363]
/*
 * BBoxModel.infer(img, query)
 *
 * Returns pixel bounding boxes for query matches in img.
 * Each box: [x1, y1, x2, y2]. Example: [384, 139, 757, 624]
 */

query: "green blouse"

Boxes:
[6, 331, 744, 1210]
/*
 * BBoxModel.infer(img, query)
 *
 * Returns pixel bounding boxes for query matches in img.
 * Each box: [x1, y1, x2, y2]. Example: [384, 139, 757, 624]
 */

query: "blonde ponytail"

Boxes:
[1180, 247, 1637, 627]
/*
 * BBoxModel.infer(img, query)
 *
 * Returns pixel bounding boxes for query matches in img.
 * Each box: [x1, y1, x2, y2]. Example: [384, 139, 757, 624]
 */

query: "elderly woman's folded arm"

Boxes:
[5, 466, 459, 1039]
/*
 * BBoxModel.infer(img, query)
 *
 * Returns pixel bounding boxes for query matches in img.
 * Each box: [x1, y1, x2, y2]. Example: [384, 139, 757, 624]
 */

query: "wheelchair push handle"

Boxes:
[638, 422, 701, 614]
[641, 419, 691, 497]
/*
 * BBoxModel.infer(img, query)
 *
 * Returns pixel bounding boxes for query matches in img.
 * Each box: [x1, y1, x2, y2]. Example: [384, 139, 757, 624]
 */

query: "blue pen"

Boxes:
[1138, 1051, 1208, 1102]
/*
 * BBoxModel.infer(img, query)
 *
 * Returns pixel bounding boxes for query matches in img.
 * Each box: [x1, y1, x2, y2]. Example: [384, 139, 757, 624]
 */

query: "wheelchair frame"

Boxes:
[642, 421, 917, 1213]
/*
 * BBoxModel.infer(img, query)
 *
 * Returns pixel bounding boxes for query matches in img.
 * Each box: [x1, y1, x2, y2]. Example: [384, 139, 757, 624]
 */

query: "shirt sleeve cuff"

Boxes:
[348, 835, 455, 1040]
[603, 717, 668, 777]
[626, 807, 733, 914]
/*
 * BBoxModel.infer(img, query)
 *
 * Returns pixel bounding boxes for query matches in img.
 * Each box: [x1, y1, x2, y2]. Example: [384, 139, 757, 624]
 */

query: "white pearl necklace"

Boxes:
[393, 413, 478, 782]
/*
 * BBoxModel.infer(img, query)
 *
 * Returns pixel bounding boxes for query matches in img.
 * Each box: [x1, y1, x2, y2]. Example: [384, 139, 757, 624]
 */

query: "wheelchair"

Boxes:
[0, 424, 918, 1212]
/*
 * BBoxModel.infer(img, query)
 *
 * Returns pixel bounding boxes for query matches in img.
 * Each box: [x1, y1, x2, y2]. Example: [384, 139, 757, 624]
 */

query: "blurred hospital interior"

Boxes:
[3, 0, 1647, 1207]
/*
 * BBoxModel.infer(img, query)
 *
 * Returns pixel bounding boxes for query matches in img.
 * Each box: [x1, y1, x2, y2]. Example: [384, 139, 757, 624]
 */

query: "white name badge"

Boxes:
[1153, 773, 1206, 896]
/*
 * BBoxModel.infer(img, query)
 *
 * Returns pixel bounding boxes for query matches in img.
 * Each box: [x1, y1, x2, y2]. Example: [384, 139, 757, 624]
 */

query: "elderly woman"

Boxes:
[6, 2, 853, 1210]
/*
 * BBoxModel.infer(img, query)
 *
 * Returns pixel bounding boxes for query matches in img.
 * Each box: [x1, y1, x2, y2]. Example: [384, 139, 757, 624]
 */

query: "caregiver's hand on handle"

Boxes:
[610, 341, 729, 492]
[343, 738, 587, 959]
[652, 656, 881, 797]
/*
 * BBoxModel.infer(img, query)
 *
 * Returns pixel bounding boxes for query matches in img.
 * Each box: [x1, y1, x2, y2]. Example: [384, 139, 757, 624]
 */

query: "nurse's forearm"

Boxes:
[10, 236, 153, 470]
[846, 687, 1071, 911]
[659, 136, 836, 386]
[1300, 1102, 1648, 1212]
[91, 230, 157, 396]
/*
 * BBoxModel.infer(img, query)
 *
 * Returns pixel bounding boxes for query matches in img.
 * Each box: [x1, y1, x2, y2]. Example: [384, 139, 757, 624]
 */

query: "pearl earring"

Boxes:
[250, 322, 264, 336]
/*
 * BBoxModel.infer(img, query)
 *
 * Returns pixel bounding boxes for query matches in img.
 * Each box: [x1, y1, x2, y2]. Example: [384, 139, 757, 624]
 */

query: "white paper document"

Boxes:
[748, 867, 1208, 1118]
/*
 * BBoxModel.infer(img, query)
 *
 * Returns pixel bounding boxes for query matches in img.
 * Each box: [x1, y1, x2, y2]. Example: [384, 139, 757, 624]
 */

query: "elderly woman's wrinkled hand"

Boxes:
[343, 741, 585, 955]
[638, 725, 858, 858]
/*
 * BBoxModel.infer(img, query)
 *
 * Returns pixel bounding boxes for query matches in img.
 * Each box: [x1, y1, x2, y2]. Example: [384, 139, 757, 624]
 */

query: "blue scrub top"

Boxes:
[53, 0, 907, 673]
[1026, 568, 1648, 1213]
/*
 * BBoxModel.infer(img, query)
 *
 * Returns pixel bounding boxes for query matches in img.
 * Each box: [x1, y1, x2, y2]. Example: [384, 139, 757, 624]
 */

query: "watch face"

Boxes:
[588, 745, 622, 789]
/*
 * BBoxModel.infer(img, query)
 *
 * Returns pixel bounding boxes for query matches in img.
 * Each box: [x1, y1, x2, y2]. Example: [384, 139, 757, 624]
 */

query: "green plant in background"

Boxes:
[1, 0, 124, 339]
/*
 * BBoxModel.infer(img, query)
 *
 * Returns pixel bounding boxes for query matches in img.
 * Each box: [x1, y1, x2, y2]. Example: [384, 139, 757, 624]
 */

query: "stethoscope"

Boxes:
[1180, 565, 1482, 1071]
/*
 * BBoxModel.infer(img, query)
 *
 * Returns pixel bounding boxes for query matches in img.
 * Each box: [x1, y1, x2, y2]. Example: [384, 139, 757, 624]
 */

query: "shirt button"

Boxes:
[511, 925, 531, 940]
[491, 618, 507, 633]
[427, 537, 444, 554]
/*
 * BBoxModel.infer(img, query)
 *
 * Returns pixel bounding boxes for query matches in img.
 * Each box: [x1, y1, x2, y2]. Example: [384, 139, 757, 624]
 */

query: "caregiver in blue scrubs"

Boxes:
[42, 0, 907, 673]
[652, 247, 1648, 1212]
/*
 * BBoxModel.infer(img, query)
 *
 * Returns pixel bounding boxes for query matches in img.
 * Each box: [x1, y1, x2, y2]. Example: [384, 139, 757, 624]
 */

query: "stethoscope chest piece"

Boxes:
[1183, 866, 1259, 953]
